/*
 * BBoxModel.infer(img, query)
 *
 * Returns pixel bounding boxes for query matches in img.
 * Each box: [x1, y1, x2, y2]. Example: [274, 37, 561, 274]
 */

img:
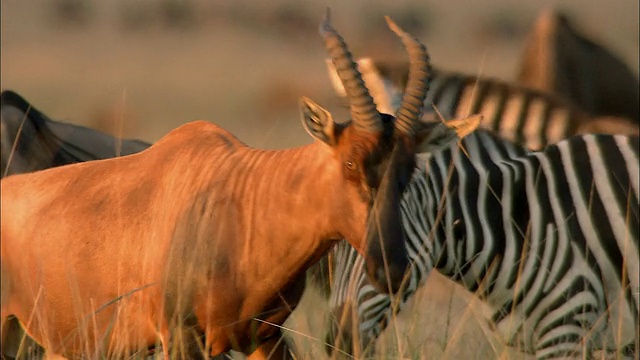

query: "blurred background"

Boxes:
[2, 0, 638, 149]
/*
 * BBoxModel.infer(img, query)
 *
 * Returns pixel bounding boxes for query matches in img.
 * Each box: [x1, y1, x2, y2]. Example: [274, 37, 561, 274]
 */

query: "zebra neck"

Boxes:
[412, 132, 529, 296]
[418, 171, 501, 295]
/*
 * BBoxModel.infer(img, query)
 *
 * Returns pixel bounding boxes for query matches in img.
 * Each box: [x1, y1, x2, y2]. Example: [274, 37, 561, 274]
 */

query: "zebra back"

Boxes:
[425, 69, 586, 150]
[327, 58, 591, 150]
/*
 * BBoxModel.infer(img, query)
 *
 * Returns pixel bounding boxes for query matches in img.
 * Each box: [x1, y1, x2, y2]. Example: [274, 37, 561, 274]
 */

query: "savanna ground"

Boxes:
[1, 1, 638, 359]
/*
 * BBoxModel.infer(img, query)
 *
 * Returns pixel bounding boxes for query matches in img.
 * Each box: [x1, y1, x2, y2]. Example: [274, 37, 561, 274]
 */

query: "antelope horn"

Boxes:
[320, 8, 382, 133]
[385, 16, 431, 137]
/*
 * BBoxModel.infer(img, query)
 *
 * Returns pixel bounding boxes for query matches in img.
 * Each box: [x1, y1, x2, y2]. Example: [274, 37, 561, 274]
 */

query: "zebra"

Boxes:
[327, 57, 639, 152]
[322, 129, 639, 359]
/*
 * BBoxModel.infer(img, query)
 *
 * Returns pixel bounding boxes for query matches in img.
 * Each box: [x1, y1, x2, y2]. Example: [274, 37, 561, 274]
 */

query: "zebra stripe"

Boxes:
[424, 71, 581, 151]
[325, 132, 639, 359]
[329, 60, 591, 151]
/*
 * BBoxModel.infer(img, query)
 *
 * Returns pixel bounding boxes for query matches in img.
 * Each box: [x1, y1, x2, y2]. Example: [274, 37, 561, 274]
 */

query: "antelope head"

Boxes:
[300, 11, 463, 294]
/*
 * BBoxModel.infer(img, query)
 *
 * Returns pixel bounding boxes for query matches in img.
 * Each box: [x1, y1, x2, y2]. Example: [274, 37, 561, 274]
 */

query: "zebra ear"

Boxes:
[414, 114, 482, 153]
[300, 96, 336, 146]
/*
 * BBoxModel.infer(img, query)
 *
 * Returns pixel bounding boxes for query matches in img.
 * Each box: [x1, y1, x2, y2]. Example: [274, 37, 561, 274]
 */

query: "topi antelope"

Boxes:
[0, 12, 470, 359]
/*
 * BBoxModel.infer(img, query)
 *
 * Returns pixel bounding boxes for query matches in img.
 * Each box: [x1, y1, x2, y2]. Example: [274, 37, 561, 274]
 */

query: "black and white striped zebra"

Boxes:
[323, 130, 639, 359]
[327, 58, 638, 152]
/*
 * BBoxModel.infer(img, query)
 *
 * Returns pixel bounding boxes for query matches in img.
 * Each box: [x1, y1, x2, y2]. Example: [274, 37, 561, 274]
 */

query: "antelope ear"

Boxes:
[300, 96, 336, 145]
[414, 114, 482, 153]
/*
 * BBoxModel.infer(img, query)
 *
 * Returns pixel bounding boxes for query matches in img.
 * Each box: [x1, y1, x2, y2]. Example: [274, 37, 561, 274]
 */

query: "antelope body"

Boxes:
[3, 121, 357, 356]
[0, 13, 450, 359]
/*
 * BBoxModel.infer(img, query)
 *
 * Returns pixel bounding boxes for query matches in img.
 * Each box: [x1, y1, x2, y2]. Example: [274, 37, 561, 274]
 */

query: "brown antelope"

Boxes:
[0, 13, 467, 359]
[516, 8, 639, 123]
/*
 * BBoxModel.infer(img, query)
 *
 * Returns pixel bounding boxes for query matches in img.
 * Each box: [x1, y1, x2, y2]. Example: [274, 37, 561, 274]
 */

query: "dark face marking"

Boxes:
[363, 137, 417, 294]
[333, 113, 415, 294]
[337, 114, 400, 203]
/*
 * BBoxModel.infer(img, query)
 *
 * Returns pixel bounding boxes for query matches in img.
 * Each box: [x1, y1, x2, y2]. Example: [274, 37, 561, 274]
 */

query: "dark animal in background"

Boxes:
[1, 90, 150, 178]
[517, 9, 640, 123]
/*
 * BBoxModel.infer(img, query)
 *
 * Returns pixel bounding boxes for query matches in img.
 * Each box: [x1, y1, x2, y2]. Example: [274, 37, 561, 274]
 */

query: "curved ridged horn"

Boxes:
[320, 8, 382, 133]
[385, 16, 431, 137]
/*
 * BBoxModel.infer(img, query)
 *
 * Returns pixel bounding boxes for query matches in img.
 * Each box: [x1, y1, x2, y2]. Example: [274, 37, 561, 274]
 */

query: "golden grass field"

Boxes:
[2, 1, 638, 359]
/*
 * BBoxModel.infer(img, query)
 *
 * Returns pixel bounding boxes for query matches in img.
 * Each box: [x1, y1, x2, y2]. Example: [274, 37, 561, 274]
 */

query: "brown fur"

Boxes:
[1, 118, 410, 358]
[0, 90, 151, 359]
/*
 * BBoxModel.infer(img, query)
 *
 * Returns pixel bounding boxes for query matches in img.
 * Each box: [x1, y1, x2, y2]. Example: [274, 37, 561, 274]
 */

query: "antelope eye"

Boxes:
[345, 160, 357, 170]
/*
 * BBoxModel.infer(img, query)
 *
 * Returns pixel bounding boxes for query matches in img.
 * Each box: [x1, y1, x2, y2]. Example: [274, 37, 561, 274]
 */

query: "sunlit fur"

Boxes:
[421, 70, 581, 150]
[325, 131, 639, 359]
[1, 90, 153, 359]
[0, 105, 422, 358]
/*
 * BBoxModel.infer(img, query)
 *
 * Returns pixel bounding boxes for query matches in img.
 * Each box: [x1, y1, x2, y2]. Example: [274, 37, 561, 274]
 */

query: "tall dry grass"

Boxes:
[2, 1, 637, 359]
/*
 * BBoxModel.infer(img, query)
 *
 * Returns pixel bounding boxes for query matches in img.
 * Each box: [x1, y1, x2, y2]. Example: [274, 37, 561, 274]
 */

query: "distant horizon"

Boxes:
[2, 0, 637, 147]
